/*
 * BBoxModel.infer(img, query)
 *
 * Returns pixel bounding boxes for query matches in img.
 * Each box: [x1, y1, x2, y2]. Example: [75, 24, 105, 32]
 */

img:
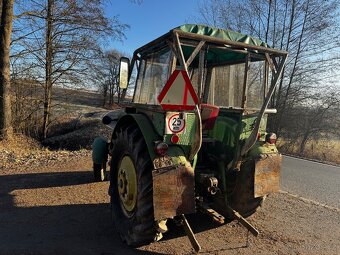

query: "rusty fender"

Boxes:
[152, 155, 195, 221]
[254, 154, 282, 198]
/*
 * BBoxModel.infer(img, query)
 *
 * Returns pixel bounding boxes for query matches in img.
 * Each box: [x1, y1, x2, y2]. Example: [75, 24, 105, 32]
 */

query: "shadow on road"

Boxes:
[0, 171, 164, 254]
[0, 169, 244, 254]
[0, 171, 94, 210]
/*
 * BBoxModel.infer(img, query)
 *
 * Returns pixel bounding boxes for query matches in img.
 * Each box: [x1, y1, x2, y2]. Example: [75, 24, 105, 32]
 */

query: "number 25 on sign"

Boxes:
[166, 112, 186, 134]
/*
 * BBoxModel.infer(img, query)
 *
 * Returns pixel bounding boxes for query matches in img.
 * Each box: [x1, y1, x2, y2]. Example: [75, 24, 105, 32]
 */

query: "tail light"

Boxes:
[170, 134, 179, 144]
[265, 133, 277, 144]
[155, 141, 168, 156]
[257, 132, 261, 140]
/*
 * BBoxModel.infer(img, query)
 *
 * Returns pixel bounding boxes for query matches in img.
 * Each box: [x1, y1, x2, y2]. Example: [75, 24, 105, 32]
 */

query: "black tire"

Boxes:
[93, 162, 106, 182]
[212, 158, 263, 219]
[226, 159, 263, 218]
[109, 124, 158, 246]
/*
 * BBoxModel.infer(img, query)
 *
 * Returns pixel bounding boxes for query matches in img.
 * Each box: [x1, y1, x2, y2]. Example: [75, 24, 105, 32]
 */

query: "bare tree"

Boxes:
[280, 89, 340, 155]
[0, 0, 14, 140]
[43, 0, 53, 139]
[89, 49, 122, 107]
[195, 0, 340, 138]
[12, 0, 128, 138]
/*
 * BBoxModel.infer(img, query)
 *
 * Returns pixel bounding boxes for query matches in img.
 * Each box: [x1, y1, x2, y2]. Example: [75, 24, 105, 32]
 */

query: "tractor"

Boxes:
[92, 24, 288, 252]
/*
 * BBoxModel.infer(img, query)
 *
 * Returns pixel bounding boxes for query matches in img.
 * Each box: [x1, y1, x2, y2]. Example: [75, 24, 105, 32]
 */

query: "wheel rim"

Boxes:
[117, 155, 137, 214]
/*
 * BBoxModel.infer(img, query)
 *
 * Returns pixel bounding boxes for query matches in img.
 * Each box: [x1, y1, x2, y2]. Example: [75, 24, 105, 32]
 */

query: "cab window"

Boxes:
[133, 47, 171, 104]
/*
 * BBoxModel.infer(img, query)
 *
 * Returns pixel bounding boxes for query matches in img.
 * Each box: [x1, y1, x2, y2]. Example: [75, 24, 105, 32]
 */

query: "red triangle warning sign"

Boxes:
[158, 70, 199, 111]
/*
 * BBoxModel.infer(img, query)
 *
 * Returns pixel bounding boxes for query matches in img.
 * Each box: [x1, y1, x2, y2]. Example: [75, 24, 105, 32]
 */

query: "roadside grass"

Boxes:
[277, 138, 340, 165]
[0, 134, 45, 169]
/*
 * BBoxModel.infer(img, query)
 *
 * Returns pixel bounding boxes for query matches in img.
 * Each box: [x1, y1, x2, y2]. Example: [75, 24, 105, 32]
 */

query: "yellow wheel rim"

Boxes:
[117, 155, 137, 213]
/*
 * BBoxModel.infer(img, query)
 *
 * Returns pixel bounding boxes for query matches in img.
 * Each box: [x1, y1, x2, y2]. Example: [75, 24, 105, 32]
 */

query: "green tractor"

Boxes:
[92, 24, 287, 251]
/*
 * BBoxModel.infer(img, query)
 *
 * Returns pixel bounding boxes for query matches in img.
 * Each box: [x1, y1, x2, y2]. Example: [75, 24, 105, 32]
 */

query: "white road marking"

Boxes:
[279, 190, 340, 212]
[283, 155, 340, 169]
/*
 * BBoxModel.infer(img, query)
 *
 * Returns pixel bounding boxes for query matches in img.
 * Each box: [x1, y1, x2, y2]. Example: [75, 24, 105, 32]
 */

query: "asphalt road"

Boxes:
[280, 156, 340, 209]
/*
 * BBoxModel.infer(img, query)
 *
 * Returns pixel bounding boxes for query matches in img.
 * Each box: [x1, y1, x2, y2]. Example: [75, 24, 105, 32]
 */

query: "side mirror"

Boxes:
[119, 57, 130, 89]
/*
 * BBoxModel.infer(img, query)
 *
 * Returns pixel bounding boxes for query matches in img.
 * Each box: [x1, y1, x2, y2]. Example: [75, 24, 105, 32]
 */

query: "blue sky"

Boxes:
[105, 0, 201, 56]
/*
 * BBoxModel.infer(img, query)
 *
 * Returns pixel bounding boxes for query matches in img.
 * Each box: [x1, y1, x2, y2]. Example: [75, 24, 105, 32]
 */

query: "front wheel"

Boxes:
[109, 124, 159, 246]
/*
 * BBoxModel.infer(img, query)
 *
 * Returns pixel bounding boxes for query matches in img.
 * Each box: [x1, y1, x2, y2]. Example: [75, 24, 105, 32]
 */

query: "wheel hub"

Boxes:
[117, 155, 137, 213]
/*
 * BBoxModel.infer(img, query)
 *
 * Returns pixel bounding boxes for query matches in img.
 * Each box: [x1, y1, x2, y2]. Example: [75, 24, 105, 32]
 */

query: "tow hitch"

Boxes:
[178, 204, 259, 253]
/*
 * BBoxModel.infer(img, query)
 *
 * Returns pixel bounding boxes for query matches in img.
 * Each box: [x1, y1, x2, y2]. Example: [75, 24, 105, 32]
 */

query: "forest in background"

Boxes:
[195, 0, 340, 162]
[0, 0, 339, 163]
[0, 0, 127, 139]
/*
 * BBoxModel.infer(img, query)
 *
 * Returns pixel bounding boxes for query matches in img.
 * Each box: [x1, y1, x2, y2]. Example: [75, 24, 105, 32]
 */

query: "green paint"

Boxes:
[114, 114, 160, 160]
[152, 112, 165, 136]
[204, 110, 275, 167]
[240, 114, 267, 140]
[178, 24, 269, 65]
[192, 154, 198, 170]
[163, 112, 197, 157]
[92, 137, 108, 164]
[113, 109, 198, 165]
[247, 141, 278, 157]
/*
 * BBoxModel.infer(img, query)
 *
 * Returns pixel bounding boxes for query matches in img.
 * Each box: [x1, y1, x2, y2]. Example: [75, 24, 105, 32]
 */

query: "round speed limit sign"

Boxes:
[167, 113, 185, 133]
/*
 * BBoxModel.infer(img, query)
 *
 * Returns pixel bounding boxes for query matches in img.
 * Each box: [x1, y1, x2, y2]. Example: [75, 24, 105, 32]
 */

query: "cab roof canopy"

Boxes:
[134, 24, 287, 66]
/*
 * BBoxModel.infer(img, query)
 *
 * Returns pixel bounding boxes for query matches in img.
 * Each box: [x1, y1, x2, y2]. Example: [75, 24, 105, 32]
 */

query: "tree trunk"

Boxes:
[265, 0, 272, 43]
[102, 83, 107, 107]
[272, 0, 296, 135]
[275, 0, 309, 136]
[0, 0, 14, 140]
[299, 132, 310, 156]
[0, 0, 3, 19]
[42, 0, 54, 139]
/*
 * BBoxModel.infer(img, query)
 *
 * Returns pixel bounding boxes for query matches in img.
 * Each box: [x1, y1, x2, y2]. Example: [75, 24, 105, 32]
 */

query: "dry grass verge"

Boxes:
[0, 111, 112, 171]
[0, 134, 91, 171]
[277, 138, 340, 165]
[0, 134, 41, 154]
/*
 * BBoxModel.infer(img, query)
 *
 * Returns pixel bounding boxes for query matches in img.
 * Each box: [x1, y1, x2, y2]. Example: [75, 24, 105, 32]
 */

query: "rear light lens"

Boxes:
[155, 142, 168, 156]
[257, 132, 261, 140]
[170, 134, 179, 144]
[265, 133, 277, 144]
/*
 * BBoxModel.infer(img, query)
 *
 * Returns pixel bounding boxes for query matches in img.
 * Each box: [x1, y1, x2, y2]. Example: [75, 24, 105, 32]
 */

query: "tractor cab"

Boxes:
[121, 24, 286, 172]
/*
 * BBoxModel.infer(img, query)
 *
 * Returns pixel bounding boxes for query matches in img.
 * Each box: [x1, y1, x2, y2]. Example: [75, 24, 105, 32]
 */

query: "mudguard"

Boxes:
[112, 114, 159, 160]
[92, 137, 108, 165]
[254, 154, 281, 198]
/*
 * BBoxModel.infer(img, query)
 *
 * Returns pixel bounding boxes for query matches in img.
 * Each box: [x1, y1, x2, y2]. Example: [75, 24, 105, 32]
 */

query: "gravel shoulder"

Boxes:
[0, 154, 339, 255]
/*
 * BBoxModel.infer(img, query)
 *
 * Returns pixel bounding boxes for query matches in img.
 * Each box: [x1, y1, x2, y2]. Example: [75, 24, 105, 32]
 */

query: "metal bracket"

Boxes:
[227, 205, 259, 237]
[175, 214, 201, 253]
[197, 201, 225, 224]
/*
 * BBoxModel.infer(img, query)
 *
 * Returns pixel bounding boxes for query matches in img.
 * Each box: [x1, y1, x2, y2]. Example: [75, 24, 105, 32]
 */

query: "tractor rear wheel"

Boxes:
[109, 124, 158, 246]
[212, 159, 263, 219]
[226, 159, 263, 218]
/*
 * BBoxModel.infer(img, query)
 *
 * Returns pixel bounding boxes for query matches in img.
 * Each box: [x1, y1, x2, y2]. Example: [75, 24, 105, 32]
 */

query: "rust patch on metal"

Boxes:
[153, 155, 173, 169]
[152, 163, 195, 220]
[254, 154, 281, 198]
